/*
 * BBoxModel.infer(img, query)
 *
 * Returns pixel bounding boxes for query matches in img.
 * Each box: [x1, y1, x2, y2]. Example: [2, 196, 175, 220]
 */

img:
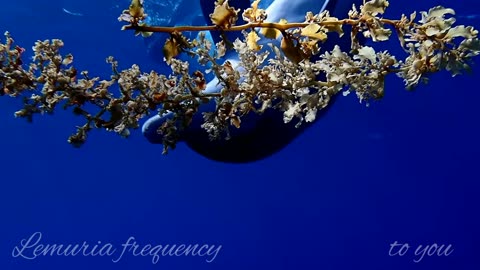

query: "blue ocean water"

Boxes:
[0, 0, 479, 269]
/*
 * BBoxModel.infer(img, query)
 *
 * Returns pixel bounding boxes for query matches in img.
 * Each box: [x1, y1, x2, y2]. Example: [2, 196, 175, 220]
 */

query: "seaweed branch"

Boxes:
[0, 0, 479, 153]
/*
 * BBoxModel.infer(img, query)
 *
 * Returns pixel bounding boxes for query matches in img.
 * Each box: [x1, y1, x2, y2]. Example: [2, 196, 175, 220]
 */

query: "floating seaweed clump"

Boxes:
[1, 0, 479, 154]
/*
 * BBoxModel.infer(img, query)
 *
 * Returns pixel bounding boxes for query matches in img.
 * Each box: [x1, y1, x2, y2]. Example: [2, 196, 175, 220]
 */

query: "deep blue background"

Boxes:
[1, 0, 479, 269]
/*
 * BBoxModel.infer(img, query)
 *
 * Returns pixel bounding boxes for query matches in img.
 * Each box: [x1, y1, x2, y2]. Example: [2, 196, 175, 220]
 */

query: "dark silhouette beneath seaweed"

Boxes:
[142, 0, 365, 162]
